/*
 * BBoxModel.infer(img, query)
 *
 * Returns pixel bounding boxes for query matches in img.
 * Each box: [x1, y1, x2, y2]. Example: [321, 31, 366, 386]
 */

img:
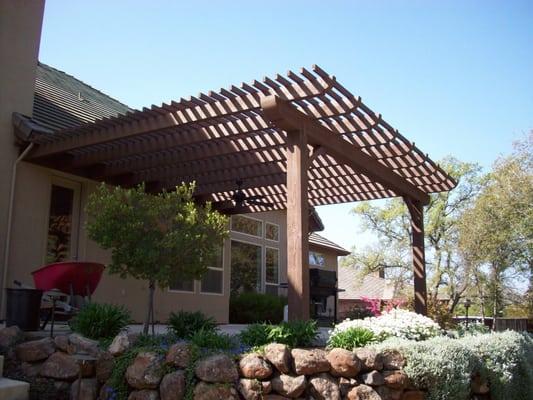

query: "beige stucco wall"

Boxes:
[5, 162, 294, 323]
[0, 0, 45, 314]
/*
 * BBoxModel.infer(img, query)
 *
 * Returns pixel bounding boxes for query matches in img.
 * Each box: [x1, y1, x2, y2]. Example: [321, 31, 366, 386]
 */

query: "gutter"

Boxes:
[1, 142, 35, 317]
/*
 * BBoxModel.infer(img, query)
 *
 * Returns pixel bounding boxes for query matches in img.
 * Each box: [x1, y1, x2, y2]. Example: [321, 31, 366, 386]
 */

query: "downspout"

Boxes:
[1, 143, 35, 316]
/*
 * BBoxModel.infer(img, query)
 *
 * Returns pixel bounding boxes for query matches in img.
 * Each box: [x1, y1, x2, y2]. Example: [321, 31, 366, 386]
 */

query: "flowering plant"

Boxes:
[331, 308, 441, 342]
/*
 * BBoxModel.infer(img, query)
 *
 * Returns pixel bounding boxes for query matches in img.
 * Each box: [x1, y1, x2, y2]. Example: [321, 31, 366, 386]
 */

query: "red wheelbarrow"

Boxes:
[30, 262, 105, 335]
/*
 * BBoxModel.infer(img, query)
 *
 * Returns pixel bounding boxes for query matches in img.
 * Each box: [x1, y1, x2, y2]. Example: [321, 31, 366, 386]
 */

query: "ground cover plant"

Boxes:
[239, 320, 318, 348]
[69, 302, 131, 341]
[373, 331, 533, 400]
[331, 309, 441, 342]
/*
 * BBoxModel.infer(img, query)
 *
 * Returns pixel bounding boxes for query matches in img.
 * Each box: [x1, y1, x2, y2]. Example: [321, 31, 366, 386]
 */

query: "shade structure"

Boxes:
[20, 65, 455, 211]
[17, 65, 458, 319]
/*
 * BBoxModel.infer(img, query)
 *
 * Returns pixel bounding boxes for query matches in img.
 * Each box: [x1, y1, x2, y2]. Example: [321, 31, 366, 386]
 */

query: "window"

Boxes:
[46, 180, 80, 264]
[265, 223, 279, 241]
[265, 247, 279, 295]
[230, 240, 262, 294]
[231, 215, 262, 237]
[200, 245, 224, 294]
[309, 251, 326, 267]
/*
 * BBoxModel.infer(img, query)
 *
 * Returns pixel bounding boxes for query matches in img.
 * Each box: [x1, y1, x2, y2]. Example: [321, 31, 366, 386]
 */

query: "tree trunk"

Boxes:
[144, 280, 155, 335]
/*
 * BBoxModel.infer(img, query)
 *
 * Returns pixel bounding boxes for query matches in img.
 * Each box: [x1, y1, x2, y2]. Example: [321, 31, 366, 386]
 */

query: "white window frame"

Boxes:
[265, 222, 280, 242]
[200, 245, 225, 296]
[231, 214, 263, 238]
[44, 176, 82, 264]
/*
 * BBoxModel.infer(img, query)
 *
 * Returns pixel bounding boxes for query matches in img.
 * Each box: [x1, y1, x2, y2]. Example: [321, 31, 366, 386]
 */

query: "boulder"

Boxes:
[262, 380, 272, 394]
[108, 331, 138, 356]
[0, 325, 22, 348]
[327, 348, 362, 377]
[354, 348, 384, 372]
[193, 381, 239, 400]
[346, 384, 382, 400]
[69, 333, 102, 357]
[238, 378, 263, 400]
[376, 386, 403, 400]
[15, 337, 56, 362]
[309, 373, 341, 400]
[21, 361, 43, 377]
[96, 352, 115, 384]
[360, 370, 384, 386]
[125, 352, 164, 389]
[383, 370, 408, 390]
[239, 353, 273, 379]
[271, 374, 306, 398]
[401, 391, 426, 400]
[160, 370, 186, 400]
[291, 348, 330, 375]
[128, 390, 160, 400]
[40, 351, 80, 380]
[380, 349, 405, 370]
[54, 335, 76, 354]
[165, 342, 191, 368]
[339, 377, 357, 397]
[70, 378, 99, 400]
[264, 343, 291, 374]
[98, 383, 116, 400]
[195, 354, 238, 383]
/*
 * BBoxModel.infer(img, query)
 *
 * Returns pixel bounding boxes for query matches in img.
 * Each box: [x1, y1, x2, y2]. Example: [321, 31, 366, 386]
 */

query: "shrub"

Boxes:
[333, 309, 441, 342]
[373, 331, 533, 400]
[240, 320, 318, 348]
[168, 310, 216, 339]
[229, 292, 286, 323]
[454, 321, 490, 337]
[343, 305, 374, 320]
[327, 327, 376, 350]
[69, 303, 131, 340]
[190, 328, 237, 351]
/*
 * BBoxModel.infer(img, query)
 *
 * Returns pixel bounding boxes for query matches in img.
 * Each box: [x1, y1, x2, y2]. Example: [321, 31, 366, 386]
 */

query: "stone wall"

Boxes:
[0, 326, 491, 400]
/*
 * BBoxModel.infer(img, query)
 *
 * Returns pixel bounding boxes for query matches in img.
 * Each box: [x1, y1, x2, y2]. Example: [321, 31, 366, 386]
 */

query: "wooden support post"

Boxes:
[286, 128, 310, 321]
[405, 198, 428, 315]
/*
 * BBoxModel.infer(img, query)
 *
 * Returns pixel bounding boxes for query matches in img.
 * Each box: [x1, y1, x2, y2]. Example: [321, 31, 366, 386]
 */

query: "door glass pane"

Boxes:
[46, 185, 74, 263]
[266, 247, 279, 284]
[230, 240, 262, 294]
[231, 215, 262, 237]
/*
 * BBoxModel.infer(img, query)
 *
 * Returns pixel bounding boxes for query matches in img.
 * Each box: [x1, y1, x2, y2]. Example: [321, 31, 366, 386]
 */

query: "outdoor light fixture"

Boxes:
[464, 298, 472, 329]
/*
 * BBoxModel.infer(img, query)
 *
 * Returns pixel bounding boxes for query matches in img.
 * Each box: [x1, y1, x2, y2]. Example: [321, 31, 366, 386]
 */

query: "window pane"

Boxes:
[265, 284, 278, 296]
[230, 240, 262, 294]
[266, 247, 279, 284]
[201, 269, 223, 294]
[46, 185, 74, 263]
[170, 277, 194, 292]
[231, 215, 262, 237]
[265, 223, 279, 241]
[309, 251, 325, 267]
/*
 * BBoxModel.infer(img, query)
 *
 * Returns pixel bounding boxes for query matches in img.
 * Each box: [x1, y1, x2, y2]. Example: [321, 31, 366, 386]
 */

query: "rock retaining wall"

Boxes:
[0, 326, 491, 400]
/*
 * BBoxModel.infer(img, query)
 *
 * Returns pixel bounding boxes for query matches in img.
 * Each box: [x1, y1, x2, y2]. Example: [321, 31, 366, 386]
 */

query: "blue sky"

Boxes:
[39, 1, 533, 250]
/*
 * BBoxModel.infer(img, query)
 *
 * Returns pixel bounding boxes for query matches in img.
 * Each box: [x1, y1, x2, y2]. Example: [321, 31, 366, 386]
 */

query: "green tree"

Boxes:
[86, 183, 228, 334]
[459, 133, 532, 317]
[344, 157, 483, 318]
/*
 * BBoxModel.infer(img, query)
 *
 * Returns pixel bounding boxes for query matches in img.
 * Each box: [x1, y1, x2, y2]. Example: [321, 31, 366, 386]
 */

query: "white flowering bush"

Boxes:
[331, 309, 441, 342]
[372, 331, 533, 400]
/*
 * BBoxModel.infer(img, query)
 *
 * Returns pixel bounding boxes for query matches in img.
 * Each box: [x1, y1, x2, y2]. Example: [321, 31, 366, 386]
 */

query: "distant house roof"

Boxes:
[309, 232, 350, 256]
[32, 62, 132, 132]
[338, 266, 397, 300]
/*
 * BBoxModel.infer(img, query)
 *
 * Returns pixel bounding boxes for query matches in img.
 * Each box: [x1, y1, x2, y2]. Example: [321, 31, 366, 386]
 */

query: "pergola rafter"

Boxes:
[21, 65, 457, 319]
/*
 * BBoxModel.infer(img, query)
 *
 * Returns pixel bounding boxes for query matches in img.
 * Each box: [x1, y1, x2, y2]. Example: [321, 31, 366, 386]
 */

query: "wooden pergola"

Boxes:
[19, 65, 456, 319]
